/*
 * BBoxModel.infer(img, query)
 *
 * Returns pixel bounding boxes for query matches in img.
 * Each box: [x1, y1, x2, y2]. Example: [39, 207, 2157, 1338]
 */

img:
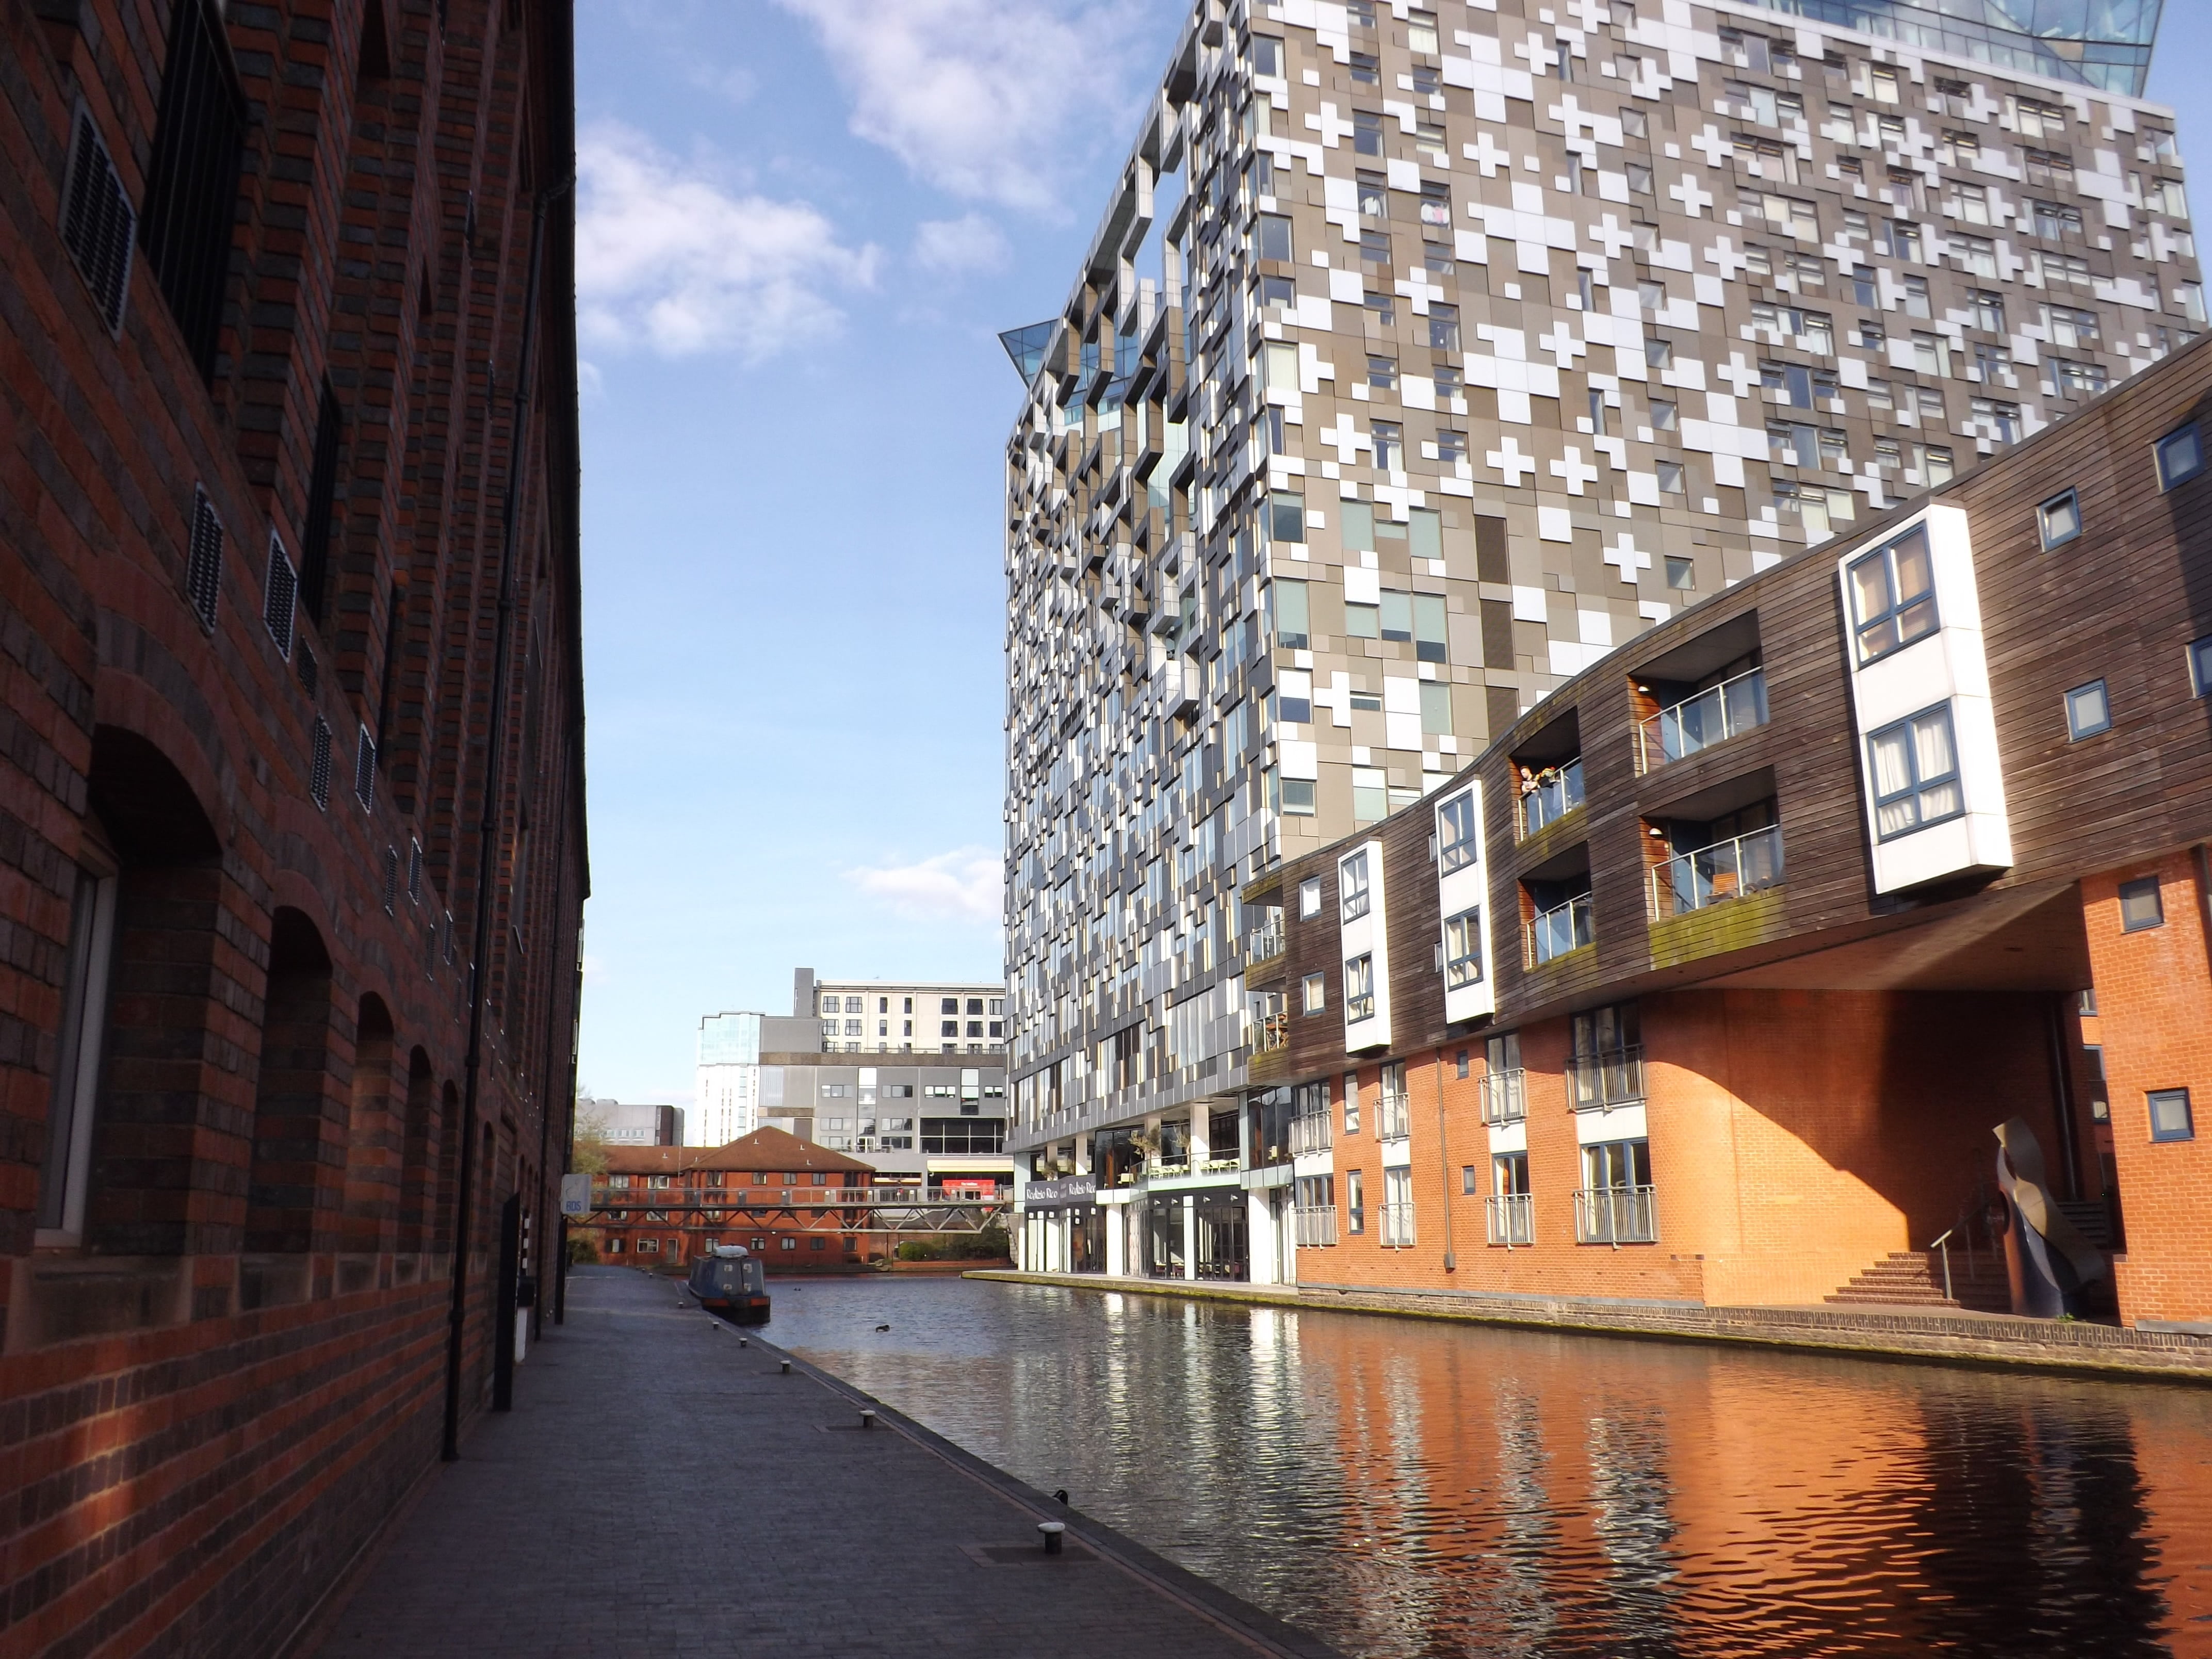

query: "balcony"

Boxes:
[1380, 1201, 1417, 1248]
[1638, 667, 1767, 772]
[1479, 1068, 1526, 1126]
[1571, 1045, 1645, 1110]
[1289, 1112, 1332, 1157]
[1486, 1193, 1533, 1246]
[1651, 824, 1785, 918]
[1255, 1011, 1289, 1053]
[1526, 894, 1594, 967]
[1575, 1185, 1658, 1244]
[1377, 1089, 1411, 1142]
[1246, 922, 1286, 965]
[1294, 1204, 1338, 1246]
[1517, 758, 1585, 837]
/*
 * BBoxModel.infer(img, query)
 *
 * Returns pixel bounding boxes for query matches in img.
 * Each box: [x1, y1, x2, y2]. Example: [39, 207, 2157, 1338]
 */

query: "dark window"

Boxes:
[2149, 1088, 2194, 1142]
[2156, 424, 2203, 491]
[2037, 489, 2080, 548]
[61, 108, 136, 335]
[299, 381, 344, 624]
[140, 0, 249, 379]
[2119, 877, 2163, 932]
[921, 1118, 1005, 1154]
[2189, 633, 2212, 697]
[186, 486, 224, 628]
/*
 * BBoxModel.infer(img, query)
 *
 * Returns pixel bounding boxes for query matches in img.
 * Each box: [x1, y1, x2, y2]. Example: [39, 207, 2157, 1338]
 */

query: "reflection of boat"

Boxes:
[686, 1244, 770, 1323]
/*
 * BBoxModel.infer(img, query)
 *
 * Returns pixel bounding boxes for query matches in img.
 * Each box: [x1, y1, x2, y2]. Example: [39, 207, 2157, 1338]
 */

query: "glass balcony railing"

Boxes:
[1518, 758, 1585, 837]
[1652, 824, 1785, 918]
[1479, 1068, 1527, 1126]
[1575, 1185, 1658, 1244]
[1247, 923, 1286, 963]
[1289, 1113, 1332, 1157]
[1526, 894, 1595, 967]
[1638, 668, 1768, 772]
[1487, 1192, 1533, 1246]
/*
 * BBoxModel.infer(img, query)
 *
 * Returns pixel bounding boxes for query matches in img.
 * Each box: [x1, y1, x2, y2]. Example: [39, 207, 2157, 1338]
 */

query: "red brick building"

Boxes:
[1, 0, 584, 1653]
[591, 1129, 877, 1271]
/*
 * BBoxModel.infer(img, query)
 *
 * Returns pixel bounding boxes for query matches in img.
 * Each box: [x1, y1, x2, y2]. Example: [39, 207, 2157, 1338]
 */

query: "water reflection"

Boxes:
[761, 1279, 2212, 1657]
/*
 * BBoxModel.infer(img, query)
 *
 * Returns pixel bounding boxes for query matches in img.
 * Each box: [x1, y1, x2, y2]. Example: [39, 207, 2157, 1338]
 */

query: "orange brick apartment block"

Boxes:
[0, 0, 587, 1654]
[1243, 336, 2212, 1330]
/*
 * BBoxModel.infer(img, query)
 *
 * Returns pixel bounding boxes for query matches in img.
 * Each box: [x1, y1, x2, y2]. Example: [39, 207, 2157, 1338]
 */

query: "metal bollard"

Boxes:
[1038, 1522, 1065, 1556]
[860, 1409, 876, 1430]
[738, 1337, 747, 1346]
[779, 1359, 791, 1374]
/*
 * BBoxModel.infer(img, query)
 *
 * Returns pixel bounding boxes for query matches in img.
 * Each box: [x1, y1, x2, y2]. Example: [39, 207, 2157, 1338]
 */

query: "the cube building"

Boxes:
[1002, 0, 2188, 1187]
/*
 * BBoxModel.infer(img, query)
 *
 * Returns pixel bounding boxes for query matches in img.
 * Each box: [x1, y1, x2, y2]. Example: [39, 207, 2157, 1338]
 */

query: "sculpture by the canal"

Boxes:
[1993, 1117, 2106, 1318]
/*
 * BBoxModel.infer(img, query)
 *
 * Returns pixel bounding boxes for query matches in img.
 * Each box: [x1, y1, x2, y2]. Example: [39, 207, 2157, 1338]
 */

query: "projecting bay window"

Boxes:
[1868, 706, 1962, 839]
[1576, 1139, 1656, 1244]
[1443, 908, 1483, 988]
[1848, 525, 1938, 664]
[1344, 954, 1375, 1022]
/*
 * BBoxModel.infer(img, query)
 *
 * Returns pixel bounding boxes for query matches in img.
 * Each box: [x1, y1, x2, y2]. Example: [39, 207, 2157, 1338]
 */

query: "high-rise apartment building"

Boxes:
[1002, 2, 2186, 1197]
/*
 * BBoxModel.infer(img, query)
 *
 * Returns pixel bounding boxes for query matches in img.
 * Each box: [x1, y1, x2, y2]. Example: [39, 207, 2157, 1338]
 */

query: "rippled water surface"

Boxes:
[759, 1277, 2212, 1657]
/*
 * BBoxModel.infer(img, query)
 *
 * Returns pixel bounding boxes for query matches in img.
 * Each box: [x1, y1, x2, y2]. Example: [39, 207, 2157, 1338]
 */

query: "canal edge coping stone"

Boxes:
[963, 1271, 2212, 1387]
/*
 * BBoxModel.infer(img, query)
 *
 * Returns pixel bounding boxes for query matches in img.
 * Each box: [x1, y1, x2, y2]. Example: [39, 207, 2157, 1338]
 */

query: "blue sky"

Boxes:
[573, 1, 2212, 1108]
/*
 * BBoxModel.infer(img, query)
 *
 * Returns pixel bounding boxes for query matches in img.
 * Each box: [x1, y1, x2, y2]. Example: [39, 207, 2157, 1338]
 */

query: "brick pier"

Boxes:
[306, 1266, 1336, 1659]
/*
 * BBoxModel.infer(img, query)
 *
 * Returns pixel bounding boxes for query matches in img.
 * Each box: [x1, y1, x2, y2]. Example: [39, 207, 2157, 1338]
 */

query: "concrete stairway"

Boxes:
[1826, 1250, 2012, 1313]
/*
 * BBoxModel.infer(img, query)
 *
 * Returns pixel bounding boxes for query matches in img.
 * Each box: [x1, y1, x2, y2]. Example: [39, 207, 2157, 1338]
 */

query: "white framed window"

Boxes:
[1437, 791, 1477, 873]
[1301, 972, 1325, 1014]
[1381, 1167, 1416, 1247]
[1444, 908, 1483, 989]
[1342, 1072, 1361, 1135]
[1344, 953, 1375, 1021]
[1868, 706, 1962, 839]
[35, 859, 119, 1244]
[1339, 851, 1371, 921]
[1847, 524, 1938, 663]
[1297, 876, 1322, 918]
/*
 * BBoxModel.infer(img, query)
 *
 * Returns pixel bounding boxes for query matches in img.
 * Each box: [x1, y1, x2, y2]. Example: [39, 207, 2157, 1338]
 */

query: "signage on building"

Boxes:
[1021, 1175, 1096, 1210]
[559, 1172, 594, 1216]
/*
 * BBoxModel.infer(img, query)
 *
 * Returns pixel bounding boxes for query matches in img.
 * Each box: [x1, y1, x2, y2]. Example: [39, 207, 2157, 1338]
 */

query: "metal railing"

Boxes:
[1380, 1201, 1417, 1248]
[1575, 1185, 1658, 1244]
[1256, 1012, 1289, 1053]
[1294, 1205, 1339, 1246]
[1487, 1192, 1533, 1246]
[1638, 667, 1767, 772]
[1479, 1068, 1527, 1126]
[1651, 824, 1785, 917]
[1526, 894, 1595, 967]
[1518, 758, 1585, 837]
[1571, 1045, 1645, 1110]
[1377, 1089, 1411, 1141]
[1290, 1113, 1332, 1157]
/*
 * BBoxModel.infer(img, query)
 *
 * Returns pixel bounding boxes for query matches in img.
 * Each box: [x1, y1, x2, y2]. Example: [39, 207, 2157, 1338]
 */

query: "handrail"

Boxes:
[1517, 757, 1585, 838]
[1637, 666, 1768, 772]
[1650, 823, 1785, 918]
[1928, 1227, 1955, 1303]
[1525, 893, 1595, 967]
[1479, 1068, 1527, 1126]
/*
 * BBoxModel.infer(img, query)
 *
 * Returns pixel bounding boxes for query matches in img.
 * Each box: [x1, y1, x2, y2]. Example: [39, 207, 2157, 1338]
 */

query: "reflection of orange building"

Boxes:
[592, 1129, 875, 1271]
[1290, 1303, 2205, 1654]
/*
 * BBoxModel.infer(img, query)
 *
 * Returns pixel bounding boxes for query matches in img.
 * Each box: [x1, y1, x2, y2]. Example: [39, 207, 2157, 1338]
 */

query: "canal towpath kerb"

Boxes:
[963, 1270, 2212, 1386]
[305, 1265, 1342, 1659]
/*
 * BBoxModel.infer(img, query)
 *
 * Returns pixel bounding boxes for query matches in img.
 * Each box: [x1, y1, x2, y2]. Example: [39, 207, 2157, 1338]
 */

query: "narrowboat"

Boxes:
[686, 1244, 770, 1323]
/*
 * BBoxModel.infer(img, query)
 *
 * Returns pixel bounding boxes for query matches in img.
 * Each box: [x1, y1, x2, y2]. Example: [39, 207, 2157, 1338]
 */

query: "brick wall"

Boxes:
[0, 0, 585, 1653]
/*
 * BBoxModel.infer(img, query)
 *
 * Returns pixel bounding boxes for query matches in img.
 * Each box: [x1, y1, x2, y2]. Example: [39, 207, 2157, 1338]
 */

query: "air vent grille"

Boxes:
[185, 486, 223, 628]
[354, 726, 377, 811]
[382, 846, 399, 913]
[309, 718, 332, 809]
[406, 840, 423, 904]
[264, 535, 297, 659]
[62, 107, 135, 335]
[296, 641, 317, 695]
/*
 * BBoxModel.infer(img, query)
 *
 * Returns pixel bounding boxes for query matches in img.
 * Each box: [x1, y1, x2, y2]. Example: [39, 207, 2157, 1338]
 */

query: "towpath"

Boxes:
[310, 1265, 1335, 1659]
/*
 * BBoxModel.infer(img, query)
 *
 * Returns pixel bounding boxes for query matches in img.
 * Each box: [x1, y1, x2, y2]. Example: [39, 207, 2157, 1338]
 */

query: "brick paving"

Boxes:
[311, 1266, 1334, 1659]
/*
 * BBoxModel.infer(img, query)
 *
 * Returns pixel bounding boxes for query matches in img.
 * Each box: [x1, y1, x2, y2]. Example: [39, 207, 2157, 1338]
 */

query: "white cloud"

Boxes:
[913, 213, 1010, 275]
[851, 848, 1003, 924]
[575, 120, 878, 359]
[771, 0, 1153, 213]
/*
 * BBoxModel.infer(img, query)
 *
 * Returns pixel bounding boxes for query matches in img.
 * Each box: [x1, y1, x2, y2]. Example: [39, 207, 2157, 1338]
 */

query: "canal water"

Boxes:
[760, 1276, 2212, 1657]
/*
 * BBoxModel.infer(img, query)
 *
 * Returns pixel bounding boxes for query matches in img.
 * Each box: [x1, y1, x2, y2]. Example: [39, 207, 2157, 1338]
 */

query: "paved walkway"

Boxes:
[312, 1266, 1334, 1659]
